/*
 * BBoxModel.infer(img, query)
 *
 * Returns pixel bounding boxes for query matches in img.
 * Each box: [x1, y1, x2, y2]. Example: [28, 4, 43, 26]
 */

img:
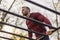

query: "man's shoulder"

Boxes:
[29, 12, 42, 17]
[30, 12, 41, 15]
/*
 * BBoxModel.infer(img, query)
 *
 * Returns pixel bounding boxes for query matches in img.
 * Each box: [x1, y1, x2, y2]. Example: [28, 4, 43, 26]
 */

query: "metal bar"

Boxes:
[0, 36, 13, 40]
[0, 21, 47, 36]
[25, 0, 60, 15]
[52, 27, 60, 33]
[0, 30, 35, 40]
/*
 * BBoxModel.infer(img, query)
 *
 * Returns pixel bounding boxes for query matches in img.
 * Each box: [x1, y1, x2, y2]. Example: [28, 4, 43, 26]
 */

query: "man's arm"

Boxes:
[37, 13, 52, 29]
[37, 13, 53, 35]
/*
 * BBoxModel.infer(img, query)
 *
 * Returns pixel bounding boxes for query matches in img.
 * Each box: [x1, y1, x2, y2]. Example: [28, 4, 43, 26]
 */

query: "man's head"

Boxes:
[22, 6, 30, 16]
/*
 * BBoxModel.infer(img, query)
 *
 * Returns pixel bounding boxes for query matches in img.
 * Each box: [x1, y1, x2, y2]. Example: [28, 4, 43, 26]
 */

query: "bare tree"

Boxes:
[13, 18, 19, 40]
[13, 18, 25, 40]
[52, 0, 60, 40]
[0, 0, 16, 30]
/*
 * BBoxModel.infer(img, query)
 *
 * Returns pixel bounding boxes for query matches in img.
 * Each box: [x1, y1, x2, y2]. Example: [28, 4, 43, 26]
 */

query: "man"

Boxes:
[22, 6, 53, 40]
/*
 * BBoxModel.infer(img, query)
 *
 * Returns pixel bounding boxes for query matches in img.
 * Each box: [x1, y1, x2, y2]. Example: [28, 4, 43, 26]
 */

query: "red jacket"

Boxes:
[26, 12, 52, 34]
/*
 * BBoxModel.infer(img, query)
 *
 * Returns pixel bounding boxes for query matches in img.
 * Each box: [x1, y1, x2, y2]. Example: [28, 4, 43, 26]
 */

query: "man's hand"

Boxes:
[46, 31, 52, 35]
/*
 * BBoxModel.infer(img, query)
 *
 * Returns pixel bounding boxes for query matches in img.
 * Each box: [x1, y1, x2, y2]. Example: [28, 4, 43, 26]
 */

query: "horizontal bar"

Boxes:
[52, 27, 60, 33]
[25, 0, 60, 15]
[0, 30, 35, 40]
[0, 36, 13, 40]
[0, 21, 47, 36]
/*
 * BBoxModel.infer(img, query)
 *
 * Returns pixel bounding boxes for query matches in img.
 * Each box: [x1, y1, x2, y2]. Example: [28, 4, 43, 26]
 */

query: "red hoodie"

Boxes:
[26, 12, 52, 38]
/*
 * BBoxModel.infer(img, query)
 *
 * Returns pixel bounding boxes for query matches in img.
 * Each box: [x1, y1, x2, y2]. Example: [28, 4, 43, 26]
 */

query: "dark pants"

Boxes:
[40, 35, 49, 40]
[28, 28, 49, 40]
[29, 35, 49, 40]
